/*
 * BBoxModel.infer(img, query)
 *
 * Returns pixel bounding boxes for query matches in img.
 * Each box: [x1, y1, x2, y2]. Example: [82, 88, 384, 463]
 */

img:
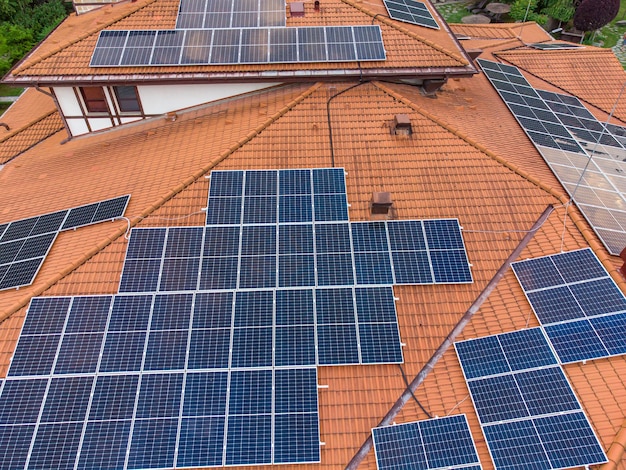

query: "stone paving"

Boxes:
[612, 38, 626, 67]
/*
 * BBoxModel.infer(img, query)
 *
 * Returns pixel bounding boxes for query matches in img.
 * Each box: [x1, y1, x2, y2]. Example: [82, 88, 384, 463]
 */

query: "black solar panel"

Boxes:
[530, 42, 584, 50]
[383, 0, 439, 29]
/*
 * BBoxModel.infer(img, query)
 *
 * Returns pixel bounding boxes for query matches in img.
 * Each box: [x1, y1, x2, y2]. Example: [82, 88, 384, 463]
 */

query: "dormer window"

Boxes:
[80, 86, 108, 113]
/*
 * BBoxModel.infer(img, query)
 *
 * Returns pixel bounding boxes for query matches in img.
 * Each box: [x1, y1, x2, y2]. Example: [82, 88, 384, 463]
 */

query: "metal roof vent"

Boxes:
[290, 2, 305, 16]
[371, 192, 393, 215]
[392, 114, 412, 136]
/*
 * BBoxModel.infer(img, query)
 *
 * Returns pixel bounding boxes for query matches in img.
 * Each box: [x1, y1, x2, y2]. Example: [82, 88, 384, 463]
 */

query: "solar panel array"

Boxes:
[90, 25, 386, 66]
[478, 59, 626, 255]
[0, 195, 130, 291]
[176, 0, 286, 29]
[455, 328, 607, 470]
[372, 414, 481, 470]
[512, 248, 626, 363]
[529, 42, 584, 50]
[1, 295, 320, 468]
[383, 0, 439, 29]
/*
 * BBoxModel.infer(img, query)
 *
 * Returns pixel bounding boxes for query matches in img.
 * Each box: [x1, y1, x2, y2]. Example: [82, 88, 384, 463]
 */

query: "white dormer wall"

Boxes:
[53, 82, 278, 137]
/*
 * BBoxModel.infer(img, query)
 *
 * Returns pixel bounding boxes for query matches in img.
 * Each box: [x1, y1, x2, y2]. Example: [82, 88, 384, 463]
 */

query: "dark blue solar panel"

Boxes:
[54, 333, 103, 374]
[483, 420, 551, 470]
[317, 324, 359, 365]
[498, 328, 557, 371]
[354, 252, 393, 284]
[351, 222, 389, 252]
[235, 290, 273, 327]
[279, 224, 313, 254]
[359, 323, 403, 363]
[0, 379, 47, 424]
[109, 295, 152, 331]
[65, 296, 112, 333]
[30, 211, 67, 236]
[193, 292, 233, 328]
[387, 220, 426, 251]
[274, 368, 318, 414]
[144, 330, 188, 370]
[315, 223, 350, 253]
[279, 195, 314, 223]
[14, 233, 56, 261]
[151, 293, 192, 330]
[204, 226, 240, 256]
[243, 196, 277, 224]
[61, 203, 98, 230]
[241, 225, 276, 255]
[430, 250, 473, 283]
[534, 412, 607, 468]
[591, 312, 626, 355]
[78, 420, 131, 470]
[41, 376, 93, 423]
[423, 219, 464, 250]
[210, 170, 244, 197]
[89, 374, 139, 420]
[0, 258, 43, 290]
[551, 248, 606, 283]
[128, 418, 178, 470]
[178, 417, 225, 467]
[317, 253, 354, 286]
[164, 227, 203, 258]
[136, 373, 183, 418]
[279, 254, 315, 287]
[355, 287, 397, 323]
[316, 288, 355, 323]
[455, 335, 510, 380]
[23, 297, 70, 335]
[0, 425, 35, 469]
[225, 414, 272, 466]
[199, 256, 238, 289]
[188, 328, 231, 369]
[2, 217, 37, 241]
[313, 168, 346, 194]
[206, 197, 242, 225]
[231, 327, 273, 367]
[515, 367, 579, 416]
[99, 331, 146, 372]
[526, 286, 585, 324]
[279, 169, 312, 195]
[276, 289, 314, 325]
[313, 194, 349, 221]
[392, 251, 432, 284]
[29, 421, 83, 470]
[183, 371, 228, 417]
[274, 412, 321, 463]
[570, 278, 626, 316]
[373, 420, 427, 469]
[239, 255, 276, 288]
[245, 170, 277, 196]
[229, 369, 272, 415]
[9, 334, 60, 376]
[125, 228, 166, 259]
[468, 374, 528, 424]
[119, 258, 161, 292]
[159, 257, 200, 291]
[420, 415, 481, 469]
[512, 255, 564, 291]
[544, 320, 608, 363]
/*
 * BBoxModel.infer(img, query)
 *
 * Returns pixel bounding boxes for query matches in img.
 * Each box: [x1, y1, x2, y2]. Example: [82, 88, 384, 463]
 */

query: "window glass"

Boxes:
[114, 86, 141, 113]
[80, 87, 108, 113]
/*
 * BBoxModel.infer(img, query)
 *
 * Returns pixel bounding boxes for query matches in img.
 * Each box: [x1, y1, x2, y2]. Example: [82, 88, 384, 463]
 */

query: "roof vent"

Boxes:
[392, 114, 412, 136]
[371, 192, 393, 215]
[290, 2, 305, 16]
[421, 78, 447, 96]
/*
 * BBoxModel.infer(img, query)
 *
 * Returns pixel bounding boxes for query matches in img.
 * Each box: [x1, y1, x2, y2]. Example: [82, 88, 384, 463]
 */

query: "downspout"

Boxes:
[345, 204, 555, 470]
[35, 85, 73, 143]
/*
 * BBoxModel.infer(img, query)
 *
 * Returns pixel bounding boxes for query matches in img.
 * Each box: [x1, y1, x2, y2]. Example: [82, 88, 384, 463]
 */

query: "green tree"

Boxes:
[541, 0, 575, 23]
[509, 0, 548, 24]
[0, 22, 34, 76]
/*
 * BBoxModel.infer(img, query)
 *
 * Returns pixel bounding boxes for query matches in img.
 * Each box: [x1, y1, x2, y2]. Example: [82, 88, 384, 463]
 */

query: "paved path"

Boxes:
[0, 96, 19, 103]
[612, 38, 626, 67]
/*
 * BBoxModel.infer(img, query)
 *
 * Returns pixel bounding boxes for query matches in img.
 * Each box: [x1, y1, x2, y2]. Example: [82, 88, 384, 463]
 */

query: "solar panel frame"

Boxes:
[383, 0, 440, 29]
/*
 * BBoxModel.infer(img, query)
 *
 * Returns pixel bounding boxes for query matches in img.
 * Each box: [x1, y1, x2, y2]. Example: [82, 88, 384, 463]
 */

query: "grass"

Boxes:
[436, 1, 472, 23]
[0, 84, 23, 97]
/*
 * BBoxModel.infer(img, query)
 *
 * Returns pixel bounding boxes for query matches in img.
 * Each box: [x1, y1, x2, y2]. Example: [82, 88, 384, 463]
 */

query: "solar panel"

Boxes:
[91, 26, 386, 66]
[512, 248, 626, 363]
[61, 195, 130, 230]
[372, 415, 481, 470]
[176, 0, 286, 29]
[479, 58, 626, 255]
[455, 328, 607, 469]
[383, 0, 439, 29]
[530, 42, 584, 50]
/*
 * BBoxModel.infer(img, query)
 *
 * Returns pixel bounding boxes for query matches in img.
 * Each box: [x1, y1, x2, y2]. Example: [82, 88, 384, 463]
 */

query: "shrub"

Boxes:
[573, 0, 620, 31]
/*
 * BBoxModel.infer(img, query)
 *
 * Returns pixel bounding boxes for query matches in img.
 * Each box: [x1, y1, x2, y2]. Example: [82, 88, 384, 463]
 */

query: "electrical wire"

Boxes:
[397, 364, 433, 419]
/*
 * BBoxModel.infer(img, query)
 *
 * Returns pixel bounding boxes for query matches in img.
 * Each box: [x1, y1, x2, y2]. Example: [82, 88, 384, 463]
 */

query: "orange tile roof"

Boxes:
[3, 75, 626, 469]
[496, 48, 626, 123]
[5, 0, 474, 84]
[0, 110, 65, 164]
[0, 88, 57, 137]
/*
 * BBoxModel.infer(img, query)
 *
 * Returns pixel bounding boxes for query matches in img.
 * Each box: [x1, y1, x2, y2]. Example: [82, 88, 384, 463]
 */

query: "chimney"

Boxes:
[290, 2, 305, 17]
[371, 192, 393, 215]
[392, 114, 412, 136]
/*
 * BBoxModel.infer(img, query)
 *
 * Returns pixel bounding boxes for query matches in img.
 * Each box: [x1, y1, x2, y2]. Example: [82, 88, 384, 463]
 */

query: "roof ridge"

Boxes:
[0, 82, 323, 325]
[497, 47, 611, 55]
[12, 0, 158, 75]
[372, 80, 623, 272]
[0, 109, 59, 144]
[339, 0, 469, 65]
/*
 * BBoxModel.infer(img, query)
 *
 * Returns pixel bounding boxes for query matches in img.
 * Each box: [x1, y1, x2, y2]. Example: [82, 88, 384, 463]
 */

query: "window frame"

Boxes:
[79, 87, 109, 114]
[113, 86, 142, 114]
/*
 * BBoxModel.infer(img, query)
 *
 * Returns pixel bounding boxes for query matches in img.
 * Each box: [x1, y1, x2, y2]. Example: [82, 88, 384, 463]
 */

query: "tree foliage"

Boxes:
[541, 0, 575, 23]
[509, 0, 548, 24]
[574, 0, 620, 31]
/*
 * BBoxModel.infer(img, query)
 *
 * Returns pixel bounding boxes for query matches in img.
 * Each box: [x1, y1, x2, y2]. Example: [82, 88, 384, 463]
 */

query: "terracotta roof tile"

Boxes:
[0, 88, 56, 137]
[0, 110, 65, 164]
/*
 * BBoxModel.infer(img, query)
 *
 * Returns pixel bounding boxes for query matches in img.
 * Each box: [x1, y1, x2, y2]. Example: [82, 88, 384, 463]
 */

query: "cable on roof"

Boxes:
[397, 363, 433, 418]
[327, 81, 368, 168]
